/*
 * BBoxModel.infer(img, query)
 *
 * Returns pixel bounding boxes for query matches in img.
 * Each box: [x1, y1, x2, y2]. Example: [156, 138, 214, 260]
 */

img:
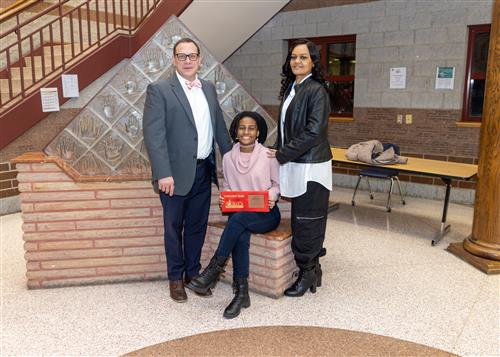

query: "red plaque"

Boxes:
[221, 191, 269, 212]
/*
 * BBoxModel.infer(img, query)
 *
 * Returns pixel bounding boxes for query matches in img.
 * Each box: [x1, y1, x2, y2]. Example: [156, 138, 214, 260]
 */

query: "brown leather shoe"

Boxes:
[185, 277, 212, 297]
[169, 279, 187, 303]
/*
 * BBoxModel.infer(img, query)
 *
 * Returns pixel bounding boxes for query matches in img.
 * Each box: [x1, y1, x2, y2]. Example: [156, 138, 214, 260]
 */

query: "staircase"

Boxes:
[1, 43, 77, 104]
[0, 0, 192, 149]
[0, 0, 289, 150]
[0, 0, 163, 108]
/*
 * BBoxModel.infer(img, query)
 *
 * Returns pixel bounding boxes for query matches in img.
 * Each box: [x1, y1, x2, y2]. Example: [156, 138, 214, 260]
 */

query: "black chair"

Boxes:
[351, 143, 406, 212]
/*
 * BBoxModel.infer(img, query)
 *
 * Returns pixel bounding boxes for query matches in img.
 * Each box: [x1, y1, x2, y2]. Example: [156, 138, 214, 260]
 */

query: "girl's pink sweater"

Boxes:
[222, 143, 280, 201]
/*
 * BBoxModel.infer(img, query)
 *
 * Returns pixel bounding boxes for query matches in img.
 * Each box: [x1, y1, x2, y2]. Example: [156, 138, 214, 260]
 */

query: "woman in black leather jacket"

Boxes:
[268, 39, 332, 297]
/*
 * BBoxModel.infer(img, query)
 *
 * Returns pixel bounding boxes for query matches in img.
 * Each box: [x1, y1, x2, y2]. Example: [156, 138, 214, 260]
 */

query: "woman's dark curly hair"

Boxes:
[229, 111, 268, 144]
[279, 39, 327, 100]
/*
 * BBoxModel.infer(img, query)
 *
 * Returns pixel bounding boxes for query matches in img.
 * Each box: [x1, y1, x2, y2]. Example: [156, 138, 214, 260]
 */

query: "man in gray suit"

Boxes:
[143, 38, 231, 303]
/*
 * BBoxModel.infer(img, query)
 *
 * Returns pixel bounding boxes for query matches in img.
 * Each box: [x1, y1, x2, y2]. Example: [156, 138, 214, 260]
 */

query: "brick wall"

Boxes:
[0, 161, 18, 199]
[16, 159, 165, 288]
[330, 107, 479, 190]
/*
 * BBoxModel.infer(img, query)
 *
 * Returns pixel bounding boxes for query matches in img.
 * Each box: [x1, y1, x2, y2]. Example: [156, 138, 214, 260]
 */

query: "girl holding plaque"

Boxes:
[186, 111, 280, 319]
[268, 39, 332, 297]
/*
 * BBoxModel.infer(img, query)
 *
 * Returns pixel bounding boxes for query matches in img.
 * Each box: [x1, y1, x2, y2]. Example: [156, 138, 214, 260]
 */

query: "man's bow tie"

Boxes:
[186, 79, 202, 90]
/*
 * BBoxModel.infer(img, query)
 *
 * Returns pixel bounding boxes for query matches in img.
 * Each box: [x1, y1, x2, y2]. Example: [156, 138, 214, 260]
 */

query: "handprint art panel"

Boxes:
[116, 151, 151, 176]
[45, 130, 88, 165]
[109, 63, 150, 104]
[221, 88, 259, 119]
[132, 42, 170, 82]
[89, 87, 129, 125]
[114, 108, 143, 145]
[93, 131, 132, 168]
[153, 24, 189, 52]
[68, 109, 108, 146]
[203, 65, 238, 99]
[74, 151, 111, 176]
[136, 140, 150, 161]
[43, 16, 277, 179]
[255, 107, 278, 146]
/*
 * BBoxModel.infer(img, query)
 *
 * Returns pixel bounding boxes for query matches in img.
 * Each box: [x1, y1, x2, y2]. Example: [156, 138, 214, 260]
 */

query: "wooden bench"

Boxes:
[201, 218, 296, 299]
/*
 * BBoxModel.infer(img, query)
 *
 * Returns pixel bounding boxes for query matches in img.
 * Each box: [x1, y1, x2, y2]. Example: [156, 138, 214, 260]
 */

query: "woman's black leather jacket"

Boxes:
[274, 77, 332, 164]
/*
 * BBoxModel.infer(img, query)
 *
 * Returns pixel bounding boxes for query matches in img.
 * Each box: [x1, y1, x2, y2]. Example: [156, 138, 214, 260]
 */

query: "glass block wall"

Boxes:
[44, 16, 278, 179]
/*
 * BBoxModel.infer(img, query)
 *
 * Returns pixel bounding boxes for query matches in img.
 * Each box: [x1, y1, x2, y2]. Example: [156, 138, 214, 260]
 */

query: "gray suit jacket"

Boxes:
[143, 74, 232, 196]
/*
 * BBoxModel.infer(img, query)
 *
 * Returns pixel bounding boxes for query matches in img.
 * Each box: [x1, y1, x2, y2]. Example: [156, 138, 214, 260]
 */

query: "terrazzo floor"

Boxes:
[1, 187, 499, 356]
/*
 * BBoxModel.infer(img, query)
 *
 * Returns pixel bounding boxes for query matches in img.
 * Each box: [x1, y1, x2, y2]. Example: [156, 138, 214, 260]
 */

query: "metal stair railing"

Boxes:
[0, 0, 162, 110]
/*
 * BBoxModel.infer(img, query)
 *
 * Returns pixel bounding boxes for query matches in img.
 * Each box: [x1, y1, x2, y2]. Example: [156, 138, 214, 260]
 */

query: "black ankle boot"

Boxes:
[315, 248, 326, 288]
[186, 256, 227, 294]
[315, 258, 322, 288]
[284, 267, 317, 297]
[223, 278, 250, 319]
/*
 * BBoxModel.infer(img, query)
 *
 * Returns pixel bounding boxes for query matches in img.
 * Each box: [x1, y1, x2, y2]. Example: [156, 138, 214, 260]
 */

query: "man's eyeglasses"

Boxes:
[175, 53, 199, 61]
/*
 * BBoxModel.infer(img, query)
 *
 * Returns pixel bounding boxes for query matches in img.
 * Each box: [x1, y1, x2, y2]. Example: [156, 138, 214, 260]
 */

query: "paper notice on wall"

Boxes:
[435, 66, 455, 90]
[62, 74, 79, 97]
[389, 67, 406, 89]
[40, 88, 60, 112]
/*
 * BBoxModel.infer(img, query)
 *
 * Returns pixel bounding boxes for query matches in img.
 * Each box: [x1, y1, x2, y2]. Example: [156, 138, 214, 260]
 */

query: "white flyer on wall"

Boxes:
[40, 87, 60, 112]
[389, 67, 406, 89]
[62, 74, 79, 97]
[435, 67, 455, 90]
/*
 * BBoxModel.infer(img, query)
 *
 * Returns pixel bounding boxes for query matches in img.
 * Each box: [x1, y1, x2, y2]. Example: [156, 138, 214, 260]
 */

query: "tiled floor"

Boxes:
[1, 187, 499, 356]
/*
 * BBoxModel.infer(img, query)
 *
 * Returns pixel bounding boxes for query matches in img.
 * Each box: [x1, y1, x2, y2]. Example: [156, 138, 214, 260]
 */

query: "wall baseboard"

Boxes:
[0, 195, 20, 216]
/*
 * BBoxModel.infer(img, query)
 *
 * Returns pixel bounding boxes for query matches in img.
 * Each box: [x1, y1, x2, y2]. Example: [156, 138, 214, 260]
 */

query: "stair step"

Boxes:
[43, 44, 83, 57]
[0, 90, 16, 104]
[24, 55, 63, 69]
[0, 79, 26, 93]
[10, 67, 40, 80]
[21, 44, 83, 68]
[9, 67, 44, 82]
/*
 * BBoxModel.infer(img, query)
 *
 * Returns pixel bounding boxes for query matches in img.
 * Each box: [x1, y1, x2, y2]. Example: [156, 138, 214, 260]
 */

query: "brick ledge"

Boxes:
[12, 152, 150, 182]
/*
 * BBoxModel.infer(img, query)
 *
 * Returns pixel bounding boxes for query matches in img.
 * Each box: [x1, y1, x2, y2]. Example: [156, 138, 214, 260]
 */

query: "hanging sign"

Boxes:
[40, 87, 60, 112]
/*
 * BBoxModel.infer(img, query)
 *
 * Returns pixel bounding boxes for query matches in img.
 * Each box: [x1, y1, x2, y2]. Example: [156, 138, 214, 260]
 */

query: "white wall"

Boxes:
[180, 0, 289, 62]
